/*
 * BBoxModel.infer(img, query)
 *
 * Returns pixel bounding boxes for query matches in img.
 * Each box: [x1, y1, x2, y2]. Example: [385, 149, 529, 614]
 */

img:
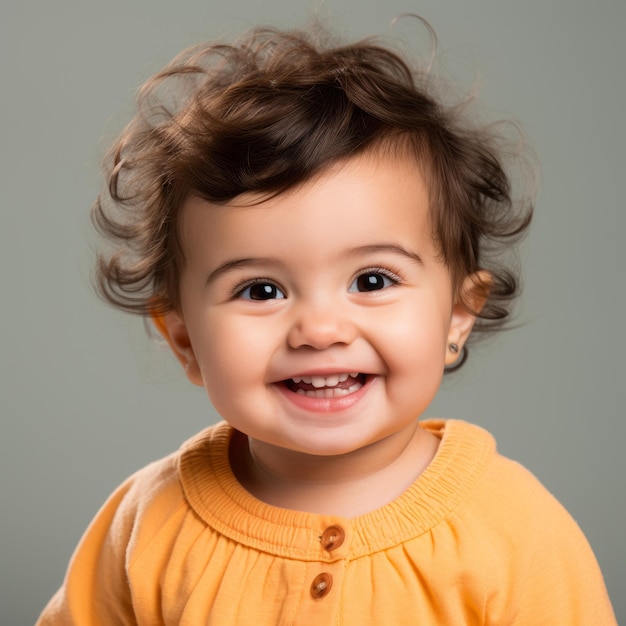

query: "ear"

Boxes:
[445, 271, 491, 366]
[151, 311, 204, 386]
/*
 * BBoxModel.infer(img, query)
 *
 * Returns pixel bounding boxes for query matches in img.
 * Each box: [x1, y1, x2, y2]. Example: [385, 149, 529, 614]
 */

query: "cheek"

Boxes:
[382, 304, 450, 357]
[189, 314, 273, 400]
[384, 321, 447, 410]
[375, 305, 450, 399]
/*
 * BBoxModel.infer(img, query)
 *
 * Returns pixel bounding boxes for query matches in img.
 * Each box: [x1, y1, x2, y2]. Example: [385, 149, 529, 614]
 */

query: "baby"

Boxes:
[37, 23, 616, 625]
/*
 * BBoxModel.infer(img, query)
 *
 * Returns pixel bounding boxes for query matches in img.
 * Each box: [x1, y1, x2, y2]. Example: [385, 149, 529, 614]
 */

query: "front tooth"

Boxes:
[325, 374, 339, 387]
[296, 374, 353, 388]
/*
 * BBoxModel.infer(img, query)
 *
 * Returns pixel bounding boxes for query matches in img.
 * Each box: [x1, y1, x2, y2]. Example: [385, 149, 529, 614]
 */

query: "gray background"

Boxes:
[2, 0, 624, 623]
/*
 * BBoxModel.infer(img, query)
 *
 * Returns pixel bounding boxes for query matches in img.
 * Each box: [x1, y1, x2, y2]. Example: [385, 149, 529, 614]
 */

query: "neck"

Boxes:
[230, 421, 440, 517]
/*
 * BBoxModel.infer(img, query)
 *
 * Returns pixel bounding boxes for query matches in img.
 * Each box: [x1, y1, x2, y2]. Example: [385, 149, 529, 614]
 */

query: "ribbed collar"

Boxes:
[179, 419, 495, 560]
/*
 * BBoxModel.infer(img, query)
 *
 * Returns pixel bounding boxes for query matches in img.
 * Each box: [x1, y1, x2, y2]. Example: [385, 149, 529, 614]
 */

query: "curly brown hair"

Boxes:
[93, 24, 534, 365]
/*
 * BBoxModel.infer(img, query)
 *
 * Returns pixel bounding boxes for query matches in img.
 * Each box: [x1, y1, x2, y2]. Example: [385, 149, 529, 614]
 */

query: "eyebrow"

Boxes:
[205, 257, 280, 286]
[343, 243, 424, 265]
[205, 243, 423, 286]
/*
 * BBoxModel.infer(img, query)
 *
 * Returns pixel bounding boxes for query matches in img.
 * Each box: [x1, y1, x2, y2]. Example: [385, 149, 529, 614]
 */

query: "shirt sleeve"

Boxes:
[510, 510, 617, 625]
[35, 476, 140, 626]
[476, 456, 618, 626]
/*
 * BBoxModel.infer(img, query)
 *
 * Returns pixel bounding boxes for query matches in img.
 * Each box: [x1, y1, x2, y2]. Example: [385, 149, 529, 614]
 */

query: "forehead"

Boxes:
[178, 152, 435, 263]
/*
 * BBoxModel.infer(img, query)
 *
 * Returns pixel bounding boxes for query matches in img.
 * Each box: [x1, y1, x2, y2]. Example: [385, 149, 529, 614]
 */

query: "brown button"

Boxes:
[310, 572, 333, 600]
[320, 525, 345, 551]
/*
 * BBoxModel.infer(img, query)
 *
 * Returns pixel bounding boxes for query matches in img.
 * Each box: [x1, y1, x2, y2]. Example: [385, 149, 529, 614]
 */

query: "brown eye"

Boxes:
[349, 272, 395, 292]
[238, 282, 286, 300]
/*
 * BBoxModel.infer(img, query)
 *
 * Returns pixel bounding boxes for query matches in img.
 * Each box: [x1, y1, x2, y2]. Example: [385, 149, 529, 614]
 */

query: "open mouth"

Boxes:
[283, 373, 367, 398]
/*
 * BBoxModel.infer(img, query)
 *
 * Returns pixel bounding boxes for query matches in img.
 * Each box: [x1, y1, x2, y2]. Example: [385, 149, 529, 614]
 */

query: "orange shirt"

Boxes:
[37, 420, 616, 625]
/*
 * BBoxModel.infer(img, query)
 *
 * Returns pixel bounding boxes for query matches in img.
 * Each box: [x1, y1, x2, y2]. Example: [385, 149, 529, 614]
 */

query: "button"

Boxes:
[320, 525, 345, 551]
[310, 572, 333, 600]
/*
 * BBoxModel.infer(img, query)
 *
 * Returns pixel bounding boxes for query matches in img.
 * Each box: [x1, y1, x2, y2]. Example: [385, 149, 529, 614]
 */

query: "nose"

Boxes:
[286, 300, 358, 350]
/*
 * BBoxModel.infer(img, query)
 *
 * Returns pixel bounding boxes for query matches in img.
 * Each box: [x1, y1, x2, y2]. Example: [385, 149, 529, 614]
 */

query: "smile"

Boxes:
[284, 373, 366, 398]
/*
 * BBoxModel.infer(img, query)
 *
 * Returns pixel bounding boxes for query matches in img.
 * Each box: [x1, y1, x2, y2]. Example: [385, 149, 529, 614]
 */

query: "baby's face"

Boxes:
[164, 153, 475, 458]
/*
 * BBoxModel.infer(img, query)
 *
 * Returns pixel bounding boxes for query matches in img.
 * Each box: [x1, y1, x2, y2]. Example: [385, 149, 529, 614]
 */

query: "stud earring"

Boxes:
[445, 342, 467, 371]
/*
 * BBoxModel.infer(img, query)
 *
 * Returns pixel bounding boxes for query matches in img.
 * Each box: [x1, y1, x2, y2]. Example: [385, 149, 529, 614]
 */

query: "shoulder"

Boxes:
[34, 423, 233, 625]
[101, 422, 231, 556]
[473, 434, 584, 541]
[422, 420, 616, 623]
[422, 419, 600, 581]
[430, 419, 586, 541]
[423, 419, 575, 524]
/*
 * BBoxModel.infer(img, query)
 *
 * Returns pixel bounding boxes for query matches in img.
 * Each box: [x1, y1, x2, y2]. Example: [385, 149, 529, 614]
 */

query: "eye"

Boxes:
[236, 281, 286, 301]
[348, 270, 399, 293]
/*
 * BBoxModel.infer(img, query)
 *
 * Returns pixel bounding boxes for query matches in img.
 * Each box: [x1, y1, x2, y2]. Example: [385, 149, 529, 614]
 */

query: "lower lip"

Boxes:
[275, 376, 374, 413]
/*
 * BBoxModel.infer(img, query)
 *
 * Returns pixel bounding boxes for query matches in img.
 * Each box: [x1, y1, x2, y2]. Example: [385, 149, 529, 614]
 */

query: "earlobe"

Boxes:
[444, 306, 475, 366]
[445, 271, 491, 366]
[151, 311, 204, 386]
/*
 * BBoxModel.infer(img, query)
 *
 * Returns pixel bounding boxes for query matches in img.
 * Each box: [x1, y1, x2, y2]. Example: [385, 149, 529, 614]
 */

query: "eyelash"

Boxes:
[231, 277, 286, 300]
[230, 266, 403, 300]
[349, 266, 403, 291]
